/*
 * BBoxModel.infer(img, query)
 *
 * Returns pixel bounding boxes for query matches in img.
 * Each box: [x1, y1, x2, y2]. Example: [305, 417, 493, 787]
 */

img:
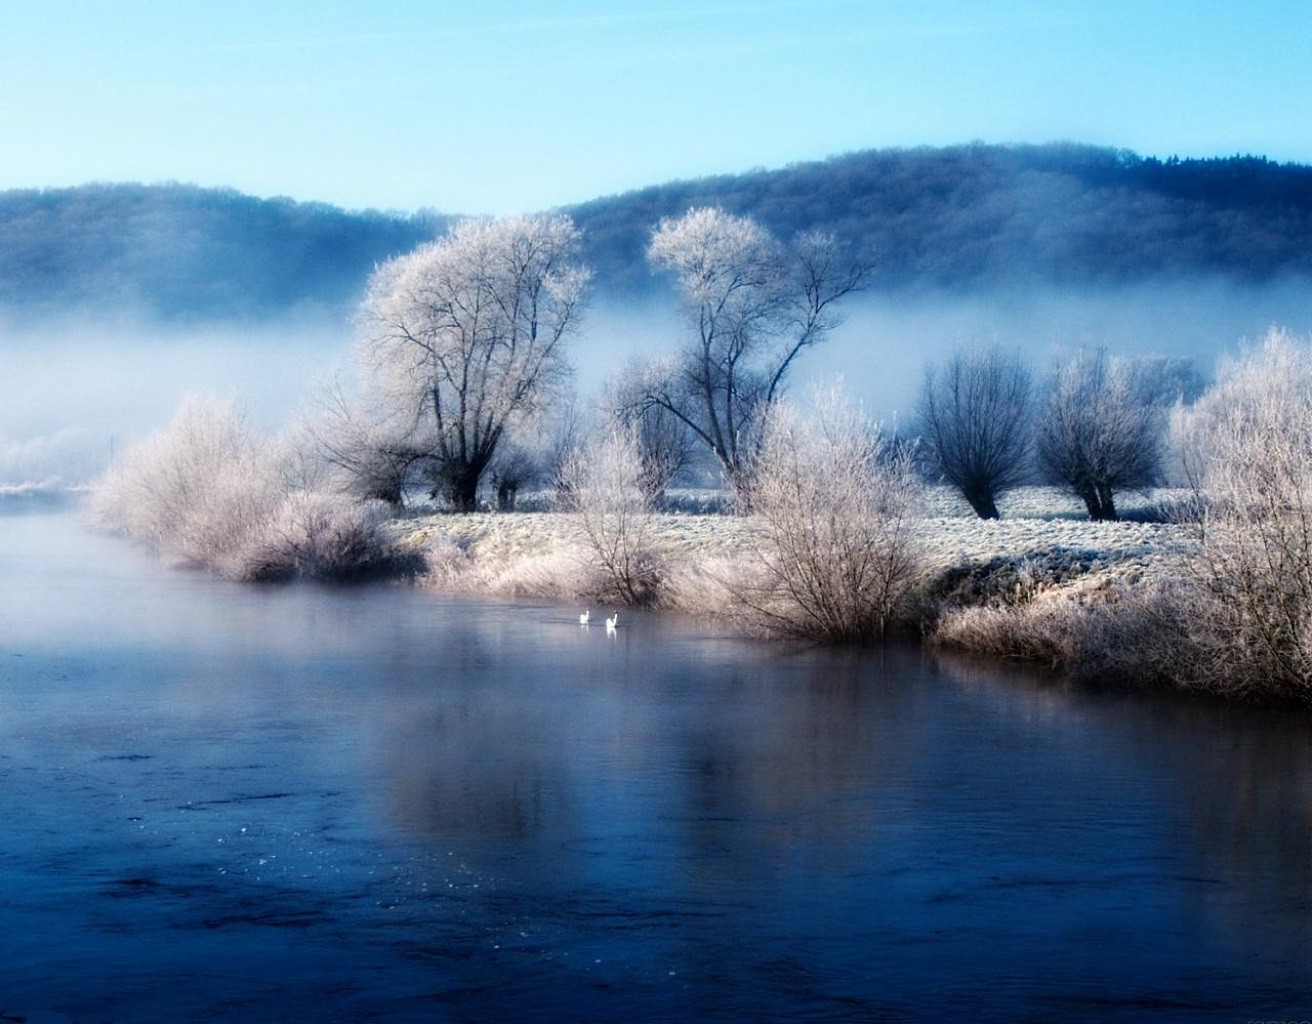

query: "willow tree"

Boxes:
[643, 207, 868, 485]
[917, 347, 1034, 519]
[1036, 350, 1164, 521]
[357, 215, 589, 511]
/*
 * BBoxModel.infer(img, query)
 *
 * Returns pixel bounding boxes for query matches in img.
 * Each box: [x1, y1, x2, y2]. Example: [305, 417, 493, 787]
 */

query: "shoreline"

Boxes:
[386, 486, 1204, 693]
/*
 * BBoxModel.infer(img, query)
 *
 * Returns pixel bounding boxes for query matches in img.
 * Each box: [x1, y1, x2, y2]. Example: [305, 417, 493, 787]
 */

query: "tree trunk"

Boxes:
[496, 480, 518, 512]
[1078, 483, 1118, 521]
[963, 487, 1001, 520]
[445, 462, 483, 512]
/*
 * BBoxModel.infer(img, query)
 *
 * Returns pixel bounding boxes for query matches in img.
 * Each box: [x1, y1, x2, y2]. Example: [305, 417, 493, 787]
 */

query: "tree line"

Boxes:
[326, 206, 1200, 524]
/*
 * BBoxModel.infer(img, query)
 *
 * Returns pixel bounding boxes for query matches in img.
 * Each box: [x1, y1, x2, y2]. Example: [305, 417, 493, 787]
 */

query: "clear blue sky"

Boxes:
[2, 0, 1309, 214]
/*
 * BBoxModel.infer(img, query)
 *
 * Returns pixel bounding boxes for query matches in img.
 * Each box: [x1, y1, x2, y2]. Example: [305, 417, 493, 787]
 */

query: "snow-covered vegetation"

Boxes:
[88, 397, 399, 581]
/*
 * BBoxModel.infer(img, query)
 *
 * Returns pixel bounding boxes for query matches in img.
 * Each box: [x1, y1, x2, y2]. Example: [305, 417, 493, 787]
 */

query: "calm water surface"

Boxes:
[0, 509, 1310, 1022]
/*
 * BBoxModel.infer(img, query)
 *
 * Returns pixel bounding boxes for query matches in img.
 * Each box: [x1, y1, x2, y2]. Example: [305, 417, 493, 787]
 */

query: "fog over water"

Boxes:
[0, 318, 355, 487]
[4, 278, 1312, 487]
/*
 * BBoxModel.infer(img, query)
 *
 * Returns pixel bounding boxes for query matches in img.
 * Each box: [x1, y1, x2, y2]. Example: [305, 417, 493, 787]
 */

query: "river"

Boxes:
[1, 508, 1309, 1022]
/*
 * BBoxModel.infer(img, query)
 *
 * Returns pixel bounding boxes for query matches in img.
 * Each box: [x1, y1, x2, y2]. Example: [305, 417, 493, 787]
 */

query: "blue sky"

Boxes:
[2, 1, 1309, 214]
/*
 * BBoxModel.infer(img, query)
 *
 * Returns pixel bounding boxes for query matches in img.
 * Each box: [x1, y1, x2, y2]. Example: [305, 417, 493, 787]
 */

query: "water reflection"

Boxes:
[2, 512, 1311, 1022]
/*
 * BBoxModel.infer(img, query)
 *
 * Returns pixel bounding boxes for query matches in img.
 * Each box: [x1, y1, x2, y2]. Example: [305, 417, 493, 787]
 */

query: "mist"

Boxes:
[572, 278, 1312, 427]
[6, 276, 1312, 490]
[0, 316, 354, 488]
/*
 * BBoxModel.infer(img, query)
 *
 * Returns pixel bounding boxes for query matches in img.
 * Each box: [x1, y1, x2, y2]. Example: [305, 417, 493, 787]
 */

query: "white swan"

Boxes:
[605, 612, 618, 631]
[579, 609, 590, 625]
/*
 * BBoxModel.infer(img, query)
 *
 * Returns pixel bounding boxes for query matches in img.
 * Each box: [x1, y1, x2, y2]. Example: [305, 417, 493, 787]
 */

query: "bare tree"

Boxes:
[485, 395, 583, 511]
[357, 215, 589, 512]
[300, 381, 435, 507]
[733, 385, 924, 641]
[602, 356, 696, 504]
[1036, 350, 1164, 521]
[916, 347, 1033, 519]
[643, 207, 868, 485]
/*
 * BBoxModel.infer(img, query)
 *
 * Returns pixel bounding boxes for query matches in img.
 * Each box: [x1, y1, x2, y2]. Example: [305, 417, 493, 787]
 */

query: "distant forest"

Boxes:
[3, 143, 1312, 322]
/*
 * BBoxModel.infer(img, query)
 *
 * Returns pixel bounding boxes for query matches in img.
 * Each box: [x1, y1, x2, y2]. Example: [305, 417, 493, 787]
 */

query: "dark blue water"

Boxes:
[1, 509, 1310, 1022]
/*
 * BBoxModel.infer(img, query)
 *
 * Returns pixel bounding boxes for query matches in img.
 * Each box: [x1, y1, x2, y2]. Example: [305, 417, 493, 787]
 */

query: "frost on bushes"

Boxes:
[241, 493, 394, 582]
[1170, 328, 1312, 699]
[90, 396, 397, 582]
[733, 386, 925, 641]
[560, 426, 663, 604]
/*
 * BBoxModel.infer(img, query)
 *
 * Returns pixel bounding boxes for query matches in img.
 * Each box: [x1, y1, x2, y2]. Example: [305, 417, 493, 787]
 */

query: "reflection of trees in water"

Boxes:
[1165, 701, 1312, 965]
[674, 649, 920, 868]
[380, 692, 580, 845]
[934, 648, 1312, 965]
[373, 639, 925, 877]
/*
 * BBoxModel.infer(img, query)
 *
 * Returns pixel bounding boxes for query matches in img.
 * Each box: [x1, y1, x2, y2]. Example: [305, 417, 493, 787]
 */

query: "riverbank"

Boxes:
[387, 486, 1202, 688]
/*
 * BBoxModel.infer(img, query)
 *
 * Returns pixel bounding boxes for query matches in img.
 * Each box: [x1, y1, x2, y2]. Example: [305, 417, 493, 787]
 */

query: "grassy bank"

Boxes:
[389, 486, 1209, 692]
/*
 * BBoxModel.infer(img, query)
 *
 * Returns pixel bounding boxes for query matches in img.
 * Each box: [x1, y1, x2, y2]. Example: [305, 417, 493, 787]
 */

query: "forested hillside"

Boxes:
[3, 144, 1311, 323]
[0, 183, 441, 321]
[571, 143, 1312, 292]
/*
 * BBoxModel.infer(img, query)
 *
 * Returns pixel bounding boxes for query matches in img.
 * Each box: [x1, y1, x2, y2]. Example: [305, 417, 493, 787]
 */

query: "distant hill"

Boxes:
[0, 183, 443, 322]
[569, 143, 1312, 293]
[3, 144, 1312, 323]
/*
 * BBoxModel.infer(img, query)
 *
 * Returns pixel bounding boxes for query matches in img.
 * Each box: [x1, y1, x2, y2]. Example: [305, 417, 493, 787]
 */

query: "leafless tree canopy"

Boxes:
[357, 214, 589, 511]
[916, 347, 1033, 519]
[1036, 350, 1164, 520]
[602, 356, 696, 503]
[643, 207, 868, 484]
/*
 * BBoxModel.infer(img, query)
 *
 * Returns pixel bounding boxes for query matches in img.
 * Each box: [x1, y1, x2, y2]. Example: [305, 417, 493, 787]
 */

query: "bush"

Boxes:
[1170, 328, 1312, 699]
[240, 492, 396, 582]
[733, 385, 924, 641]
[559, 426, 663, 604]
[90, 396, 398, 582]
[931, 577, 1193, 686]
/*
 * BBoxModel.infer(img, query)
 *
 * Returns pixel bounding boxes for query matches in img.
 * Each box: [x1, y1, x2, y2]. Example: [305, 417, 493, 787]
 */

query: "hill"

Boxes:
[569, 143, 1312, 292]
[0, 183, 442, 322]
[3, 144, 1312, 323]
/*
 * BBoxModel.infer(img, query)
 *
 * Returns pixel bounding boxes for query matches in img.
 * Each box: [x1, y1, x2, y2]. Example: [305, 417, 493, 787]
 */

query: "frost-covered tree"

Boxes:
[602, 356, 696, 503]
[357, 215, 589, 511]
[643, 207, 867, 485]
[916, 347, 1034, 519]
[1036, 350, 1164, 521]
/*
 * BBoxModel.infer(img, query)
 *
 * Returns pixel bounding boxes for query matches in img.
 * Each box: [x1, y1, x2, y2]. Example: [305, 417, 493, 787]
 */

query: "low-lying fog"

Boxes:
[5, 278, 1312, 488]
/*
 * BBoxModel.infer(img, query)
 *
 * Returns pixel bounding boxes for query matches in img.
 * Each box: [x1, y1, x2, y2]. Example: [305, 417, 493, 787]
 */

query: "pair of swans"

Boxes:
[579, 609, 619, 630]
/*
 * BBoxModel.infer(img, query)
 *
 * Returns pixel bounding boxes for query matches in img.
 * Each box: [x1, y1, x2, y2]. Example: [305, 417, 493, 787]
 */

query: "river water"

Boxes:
[0, 508, 1309, 1022]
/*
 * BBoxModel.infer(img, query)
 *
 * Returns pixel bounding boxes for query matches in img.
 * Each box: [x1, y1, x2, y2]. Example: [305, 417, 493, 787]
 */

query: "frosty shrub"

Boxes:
[560, 425, 663, 604]
[1171, 328, 1312, 698]
[734, 386, 924, 641]
[240, 492, 396, 582]
[90, 397, 279, 573]
[91, 396, 397, 582]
